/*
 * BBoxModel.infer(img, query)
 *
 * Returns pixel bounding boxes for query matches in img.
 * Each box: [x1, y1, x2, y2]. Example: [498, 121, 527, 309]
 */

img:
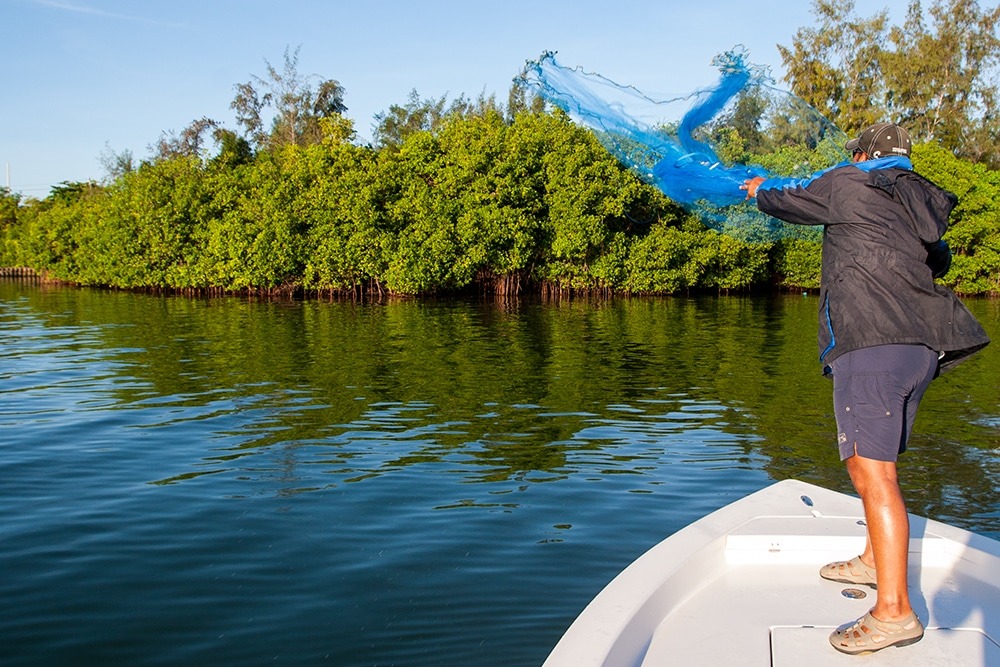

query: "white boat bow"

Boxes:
[544, 479, 1000, 666]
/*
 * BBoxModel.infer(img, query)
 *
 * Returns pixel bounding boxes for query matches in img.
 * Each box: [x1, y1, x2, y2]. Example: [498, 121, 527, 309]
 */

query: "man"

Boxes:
[742, 123, 990, 655]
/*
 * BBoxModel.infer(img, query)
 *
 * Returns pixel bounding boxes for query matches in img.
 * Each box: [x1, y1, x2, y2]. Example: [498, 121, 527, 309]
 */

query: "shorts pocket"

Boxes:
[839, 372, 893, 420]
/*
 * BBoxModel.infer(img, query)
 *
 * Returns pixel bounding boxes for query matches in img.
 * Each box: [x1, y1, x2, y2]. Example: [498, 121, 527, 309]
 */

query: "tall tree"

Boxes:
[210, 128, 254, 169]
[883, 0, 1000, 162]
[231, 46, 347, 151]
[149, 117, 219, 162]
[505, 81, 545, 122]
[777, 0, 890, 132]
[1, 187, 19, 230]
[373, 90, 511, 149]
[780, 0, 1000, 165]
[373, 90, 457, 149]
[99, 143, 135, 182]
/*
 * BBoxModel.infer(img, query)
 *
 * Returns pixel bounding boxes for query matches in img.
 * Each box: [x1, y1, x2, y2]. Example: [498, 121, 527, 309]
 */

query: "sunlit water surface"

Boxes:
[1, 282, 997, 665]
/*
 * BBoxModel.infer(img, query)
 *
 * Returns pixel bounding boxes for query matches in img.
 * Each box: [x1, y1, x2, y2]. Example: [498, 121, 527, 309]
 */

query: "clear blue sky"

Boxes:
[3, 0, 911, 198]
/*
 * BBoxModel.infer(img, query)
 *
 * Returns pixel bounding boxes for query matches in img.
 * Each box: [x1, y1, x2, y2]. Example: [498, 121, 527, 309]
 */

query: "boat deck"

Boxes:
[645, 560, 998, 665]
[544, 480, 1000, 666]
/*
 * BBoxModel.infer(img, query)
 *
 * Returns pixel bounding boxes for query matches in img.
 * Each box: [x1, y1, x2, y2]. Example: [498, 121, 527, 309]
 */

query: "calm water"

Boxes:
[1, 281, 997, 666]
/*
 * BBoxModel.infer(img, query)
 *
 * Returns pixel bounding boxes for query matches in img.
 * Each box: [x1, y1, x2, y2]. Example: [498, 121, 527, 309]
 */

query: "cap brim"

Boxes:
[845, 138, 860, 152]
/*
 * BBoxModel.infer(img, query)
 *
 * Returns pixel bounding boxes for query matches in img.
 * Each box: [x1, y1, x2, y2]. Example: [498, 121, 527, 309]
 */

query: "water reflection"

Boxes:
[1, 282, 997, 666]
[2, 283, 994, 531]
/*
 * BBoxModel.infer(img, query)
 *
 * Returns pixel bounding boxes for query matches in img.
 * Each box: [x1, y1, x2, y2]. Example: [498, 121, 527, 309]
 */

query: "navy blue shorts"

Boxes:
[830, 344, 939, 462]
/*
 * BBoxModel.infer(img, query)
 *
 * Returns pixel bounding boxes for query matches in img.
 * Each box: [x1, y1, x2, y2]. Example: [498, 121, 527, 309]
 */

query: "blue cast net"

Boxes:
[517, 48, 847, 242]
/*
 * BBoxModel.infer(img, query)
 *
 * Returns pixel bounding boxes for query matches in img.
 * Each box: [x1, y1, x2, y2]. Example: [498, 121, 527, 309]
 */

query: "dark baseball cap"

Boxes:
[845, 123, 912, 158]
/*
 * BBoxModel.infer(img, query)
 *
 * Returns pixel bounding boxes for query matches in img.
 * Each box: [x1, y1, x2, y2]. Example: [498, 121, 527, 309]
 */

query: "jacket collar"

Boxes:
[853, 156, 913, 172]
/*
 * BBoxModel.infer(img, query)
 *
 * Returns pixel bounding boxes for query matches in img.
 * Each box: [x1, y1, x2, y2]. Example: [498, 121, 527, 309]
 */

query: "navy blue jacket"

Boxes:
[755, 157, 989, 372]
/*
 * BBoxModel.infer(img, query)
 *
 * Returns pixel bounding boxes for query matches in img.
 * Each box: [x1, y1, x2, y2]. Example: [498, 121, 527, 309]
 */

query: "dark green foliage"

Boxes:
[7, 29, 998, 297]
[0, 188, 20, 265]
[771, 239, 822, 290]
[912, 143, 1000, 294]
[4, 108, 997, 296]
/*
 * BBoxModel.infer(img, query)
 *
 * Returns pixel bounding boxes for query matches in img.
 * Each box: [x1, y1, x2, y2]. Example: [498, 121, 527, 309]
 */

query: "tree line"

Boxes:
[1, 0, 998, 297]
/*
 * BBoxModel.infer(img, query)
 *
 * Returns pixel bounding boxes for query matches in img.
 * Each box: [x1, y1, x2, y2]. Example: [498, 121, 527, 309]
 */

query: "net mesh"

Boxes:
[517, 47, 848, 242]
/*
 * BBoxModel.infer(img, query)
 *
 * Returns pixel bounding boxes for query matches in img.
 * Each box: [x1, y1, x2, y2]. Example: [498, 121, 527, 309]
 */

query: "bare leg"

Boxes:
[859, 535, 875, 570]
[845, 453, 912, 621]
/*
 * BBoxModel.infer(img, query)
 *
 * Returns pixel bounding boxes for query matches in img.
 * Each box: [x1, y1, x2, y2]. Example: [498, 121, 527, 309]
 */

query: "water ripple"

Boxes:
[2, 284, 996, 667]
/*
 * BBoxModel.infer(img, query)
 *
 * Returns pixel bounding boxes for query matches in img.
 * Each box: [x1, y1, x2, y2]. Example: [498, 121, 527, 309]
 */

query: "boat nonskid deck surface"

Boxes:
[544, 480, 1000, 666]
[646, 558, 997, 666]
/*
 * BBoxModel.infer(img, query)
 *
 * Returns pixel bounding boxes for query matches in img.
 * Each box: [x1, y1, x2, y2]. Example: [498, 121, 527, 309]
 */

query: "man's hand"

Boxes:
[741, 176, 765, 199]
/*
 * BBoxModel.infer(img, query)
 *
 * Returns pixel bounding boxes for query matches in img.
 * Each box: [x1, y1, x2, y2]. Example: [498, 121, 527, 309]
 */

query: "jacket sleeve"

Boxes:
[754, 173, 833, 226]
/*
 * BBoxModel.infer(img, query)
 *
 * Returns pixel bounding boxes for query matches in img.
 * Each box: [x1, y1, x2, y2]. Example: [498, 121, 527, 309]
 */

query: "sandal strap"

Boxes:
[831, 611, 924, 654]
